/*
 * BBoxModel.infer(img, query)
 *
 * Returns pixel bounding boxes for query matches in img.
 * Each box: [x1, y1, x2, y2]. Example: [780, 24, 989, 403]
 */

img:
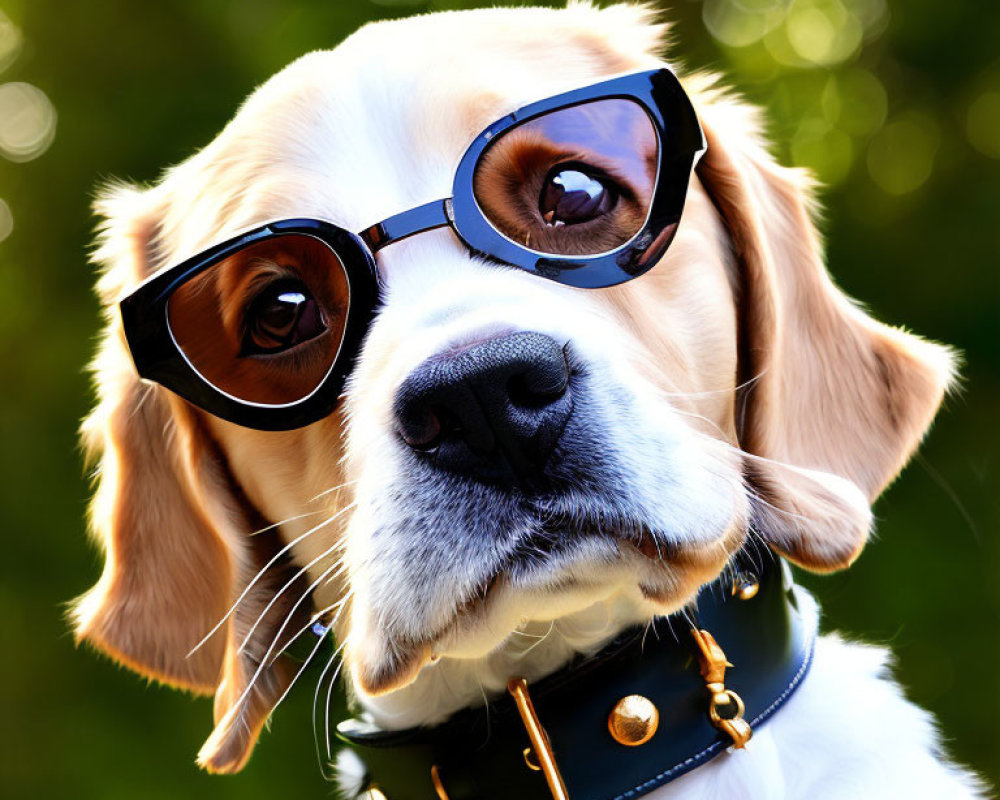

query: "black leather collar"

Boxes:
[337, 553, 816, 800]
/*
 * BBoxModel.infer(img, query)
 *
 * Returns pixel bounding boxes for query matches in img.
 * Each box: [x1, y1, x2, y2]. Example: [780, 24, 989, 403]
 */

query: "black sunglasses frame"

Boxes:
[361, 68, 705, 286]
[120, 221, 380, 430]
[120, 68, 705, 431]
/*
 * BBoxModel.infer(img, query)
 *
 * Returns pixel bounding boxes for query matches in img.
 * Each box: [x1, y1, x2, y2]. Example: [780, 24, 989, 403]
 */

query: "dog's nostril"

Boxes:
[507, 369, 567, 408]
[397, 407, 442, 451]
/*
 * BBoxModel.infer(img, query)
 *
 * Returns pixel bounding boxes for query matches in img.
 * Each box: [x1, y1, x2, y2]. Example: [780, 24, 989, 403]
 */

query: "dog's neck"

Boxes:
[338, 556, 817, 800]
[358, 592, 649, 730]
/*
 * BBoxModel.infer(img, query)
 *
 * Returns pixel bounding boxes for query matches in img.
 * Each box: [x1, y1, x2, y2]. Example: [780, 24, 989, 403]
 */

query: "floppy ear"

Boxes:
[694, 102, 955, 572]
[73, 184, 312, 773]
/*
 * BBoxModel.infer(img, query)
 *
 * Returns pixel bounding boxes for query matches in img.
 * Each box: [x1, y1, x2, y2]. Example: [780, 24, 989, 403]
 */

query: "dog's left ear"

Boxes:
[694, 101, 955, 572]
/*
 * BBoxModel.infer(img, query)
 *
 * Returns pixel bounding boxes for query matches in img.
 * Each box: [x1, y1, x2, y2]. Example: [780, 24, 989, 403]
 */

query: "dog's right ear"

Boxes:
[73, 183, 234, 692]
[72, 184, 312, 773]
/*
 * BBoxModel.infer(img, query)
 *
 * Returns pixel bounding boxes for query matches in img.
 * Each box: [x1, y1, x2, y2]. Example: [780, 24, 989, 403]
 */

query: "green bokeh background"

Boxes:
[0, 1, 996, 797]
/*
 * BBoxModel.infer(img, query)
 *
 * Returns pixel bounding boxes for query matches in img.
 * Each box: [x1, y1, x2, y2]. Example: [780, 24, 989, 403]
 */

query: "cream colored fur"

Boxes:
[72, 3, 985, 796]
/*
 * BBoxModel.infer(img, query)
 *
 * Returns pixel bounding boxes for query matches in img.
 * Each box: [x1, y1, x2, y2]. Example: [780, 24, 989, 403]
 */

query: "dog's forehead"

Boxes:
[146, 6, 666, 273]
[184, 9, 653, 234]
[308, 6, 646, 127]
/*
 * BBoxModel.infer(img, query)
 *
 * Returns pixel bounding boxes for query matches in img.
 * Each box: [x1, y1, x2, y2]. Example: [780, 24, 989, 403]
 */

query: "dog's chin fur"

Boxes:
[350, 521, 745, 720]
[359, 590, 655, 728]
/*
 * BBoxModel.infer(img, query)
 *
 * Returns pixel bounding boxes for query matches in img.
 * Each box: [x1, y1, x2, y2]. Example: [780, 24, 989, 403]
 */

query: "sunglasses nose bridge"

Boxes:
[359, 197, 454, 254]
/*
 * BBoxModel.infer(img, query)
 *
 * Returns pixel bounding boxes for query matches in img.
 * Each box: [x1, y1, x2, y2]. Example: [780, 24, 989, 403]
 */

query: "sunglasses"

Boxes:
[120, 68, 705, 431]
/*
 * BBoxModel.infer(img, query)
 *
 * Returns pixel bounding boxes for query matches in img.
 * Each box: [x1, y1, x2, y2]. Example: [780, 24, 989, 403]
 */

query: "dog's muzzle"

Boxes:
[393, 331, 574, 487]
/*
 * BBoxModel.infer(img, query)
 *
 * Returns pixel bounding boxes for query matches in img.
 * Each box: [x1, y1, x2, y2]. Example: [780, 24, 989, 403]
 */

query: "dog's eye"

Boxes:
[539, 166, 617, 226]
[242, 279, 327, 355]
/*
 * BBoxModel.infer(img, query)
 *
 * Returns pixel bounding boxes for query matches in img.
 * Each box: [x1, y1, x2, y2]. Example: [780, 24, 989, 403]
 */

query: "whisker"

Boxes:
[267, 625, 331, 717]
[510, 626, 549, 640]
[686, 430, 849, 527]
[666, 405, 731, 440]
[641, 616, 656, 650]
[641, 368, 771, 444]
[519, 619, 556, 657]
[266, 591, 353, 720]
[742, 479, 814, 525]
[655, 369, 766, 401]
[247, 509, 323, 538]
[915, 452, 980, 542]
[308, 478, 359, 504]
[265, 595, 351, 668]
[236, 502, 356, 654]
[320, 636, 349, 764]
[312, 635, 348, 774]
[324, 653, 346, 764]
[678, 604, 698, 632]
[238, 529, 351, 656]
[478, 678, 492, 739]
[215, 556, 351, 735]
[187, 500, 356, 659]
[659, 613, 684, 645]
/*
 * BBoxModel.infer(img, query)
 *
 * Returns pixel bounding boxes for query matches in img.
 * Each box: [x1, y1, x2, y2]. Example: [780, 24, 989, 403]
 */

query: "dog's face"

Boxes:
[73, 5, 953, 774]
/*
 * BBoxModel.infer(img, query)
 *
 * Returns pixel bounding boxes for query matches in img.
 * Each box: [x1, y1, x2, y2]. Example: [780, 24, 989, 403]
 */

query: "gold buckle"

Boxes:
[507, 678, 570, 800]
[690, 629, 752, 749]
[430, 765, 450, 800]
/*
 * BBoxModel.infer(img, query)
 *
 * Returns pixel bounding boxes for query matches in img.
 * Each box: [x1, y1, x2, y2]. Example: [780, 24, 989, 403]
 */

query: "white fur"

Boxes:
[655, 627, 987, 799]
[93, 5, 984, 795]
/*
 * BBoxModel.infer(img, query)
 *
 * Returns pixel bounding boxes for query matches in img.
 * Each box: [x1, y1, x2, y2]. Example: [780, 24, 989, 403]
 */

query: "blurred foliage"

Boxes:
[0, 0, 996, 797]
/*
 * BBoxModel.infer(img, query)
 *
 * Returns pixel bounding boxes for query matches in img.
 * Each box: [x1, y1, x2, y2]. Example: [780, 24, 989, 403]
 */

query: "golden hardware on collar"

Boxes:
[731, 572, 759, 601]
[608, 694, 660, 747]
[363, 787, 389, 800]
[690, 628, 752, 749]
[430, 765, 451, 800]
[508, 678, 570, 800]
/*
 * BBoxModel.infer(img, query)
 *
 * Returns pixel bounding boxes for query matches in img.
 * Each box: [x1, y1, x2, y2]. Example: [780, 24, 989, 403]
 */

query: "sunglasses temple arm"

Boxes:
[359, 198, 453, 253]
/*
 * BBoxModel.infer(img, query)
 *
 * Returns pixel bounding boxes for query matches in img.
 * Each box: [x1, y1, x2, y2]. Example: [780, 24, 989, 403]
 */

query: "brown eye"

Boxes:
[539, 166, 616, 226]
[243, 279, 327, 355]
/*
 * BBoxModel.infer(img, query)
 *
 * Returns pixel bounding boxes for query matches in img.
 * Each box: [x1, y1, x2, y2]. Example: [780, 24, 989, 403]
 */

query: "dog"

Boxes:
[73, 4, 987, 798]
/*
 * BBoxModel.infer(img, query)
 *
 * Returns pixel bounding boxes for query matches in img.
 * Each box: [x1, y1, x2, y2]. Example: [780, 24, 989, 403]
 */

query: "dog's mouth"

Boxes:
[452, 519, 677, 620]
[509, 513, 681, 568]
[433, 522, 689, 640]
[349, 511, 744, 697]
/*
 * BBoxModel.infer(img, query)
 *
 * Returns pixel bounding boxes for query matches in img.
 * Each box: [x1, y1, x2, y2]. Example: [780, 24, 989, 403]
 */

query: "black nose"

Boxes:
[394, 331, 573, 486]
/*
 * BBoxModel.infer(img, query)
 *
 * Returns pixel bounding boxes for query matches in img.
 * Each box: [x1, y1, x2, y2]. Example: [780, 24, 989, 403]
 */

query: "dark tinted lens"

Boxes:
[473, 99, 658, 256]
[167, 234, 350, 405]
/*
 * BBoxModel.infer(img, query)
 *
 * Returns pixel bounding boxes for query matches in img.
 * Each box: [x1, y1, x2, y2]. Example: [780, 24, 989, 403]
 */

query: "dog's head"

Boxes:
[73, 4, 953, 774]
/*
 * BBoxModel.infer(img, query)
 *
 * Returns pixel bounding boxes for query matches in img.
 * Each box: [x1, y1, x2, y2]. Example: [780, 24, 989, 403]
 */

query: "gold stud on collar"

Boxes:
[731, 572, 759, 601]
[362, 787, 388, 800]
[608, 694, 659, 747]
